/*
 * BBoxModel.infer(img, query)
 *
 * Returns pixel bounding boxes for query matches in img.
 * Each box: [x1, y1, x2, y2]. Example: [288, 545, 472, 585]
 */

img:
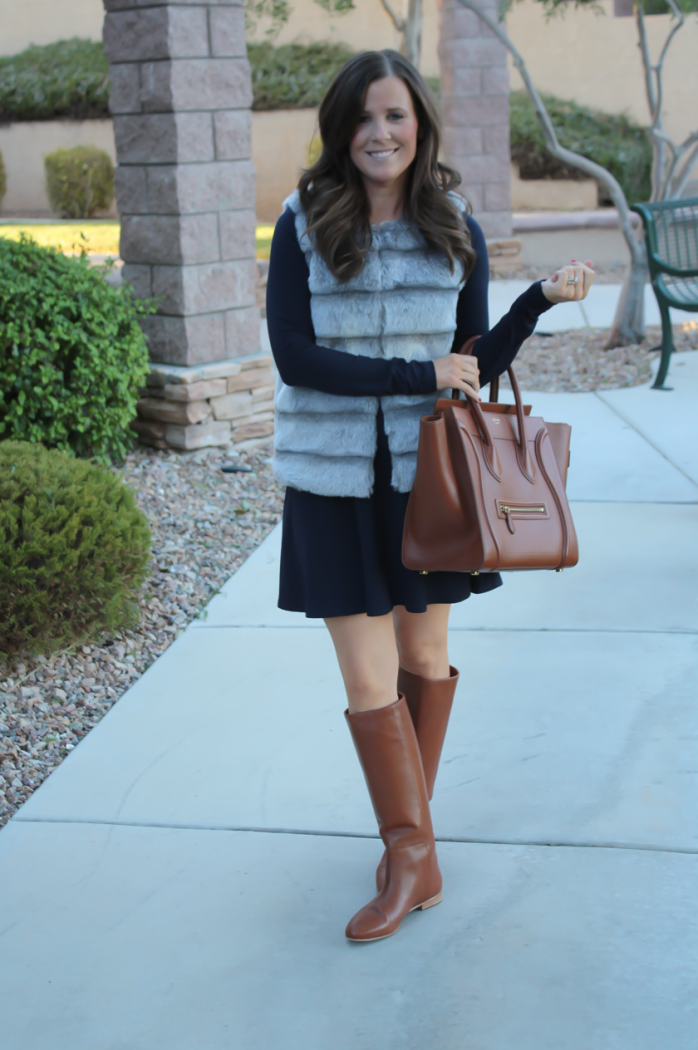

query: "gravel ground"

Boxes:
[492, 263, 627, 284]
[2, 318, 696, 827]
[500, 325, 698, 393]
[0, 443, 283, 826]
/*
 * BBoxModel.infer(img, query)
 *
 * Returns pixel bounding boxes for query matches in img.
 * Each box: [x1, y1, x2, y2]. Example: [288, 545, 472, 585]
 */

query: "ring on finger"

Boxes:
[567, 273, 578, 286]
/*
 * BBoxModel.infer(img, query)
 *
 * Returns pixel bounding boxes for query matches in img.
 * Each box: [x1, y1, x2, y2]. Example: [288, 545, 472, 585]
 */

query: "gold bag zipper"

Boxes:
[496, 501, 548, 534]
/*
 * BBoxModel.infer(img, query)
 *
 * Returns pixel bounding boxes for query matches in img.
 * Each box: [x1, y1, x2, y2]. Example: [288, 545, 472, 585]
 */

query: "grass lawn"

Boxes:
[0, 221, 121, 255]
[0, 221, 276, 259]
[255, 224, 275, 260]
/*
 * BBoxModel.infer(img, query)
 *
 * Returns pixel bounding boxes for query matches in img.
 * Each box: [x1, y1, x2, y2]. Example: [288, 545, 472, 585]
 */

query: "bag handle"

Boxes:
[454, 338, 533, 481]
[453, 335, 499, 404]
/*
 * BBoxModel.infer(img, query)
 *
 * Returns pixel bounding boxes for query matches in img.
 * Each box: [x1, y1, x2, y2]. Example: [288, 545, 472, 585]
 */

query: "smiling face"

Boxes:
[349, 76, 420, 192]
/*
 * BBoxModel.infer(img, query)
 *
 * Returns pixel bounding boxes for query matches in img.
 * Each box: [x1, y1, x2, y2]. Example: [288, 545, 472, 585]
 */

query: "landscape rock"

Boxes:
[137, 397, 212, 425]
[226, 367, 274, 392]
[163, 378, 228, 402]
[231, 419, 274, 441]
[210, 391, 253, 420]
[165, 419, 232, 450]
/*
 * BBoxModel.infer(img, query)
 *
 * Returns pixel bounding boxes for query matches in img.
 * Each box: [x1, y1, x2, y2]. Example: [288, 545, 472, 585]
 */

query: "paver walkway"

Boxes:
[1, 356, 697, 1048]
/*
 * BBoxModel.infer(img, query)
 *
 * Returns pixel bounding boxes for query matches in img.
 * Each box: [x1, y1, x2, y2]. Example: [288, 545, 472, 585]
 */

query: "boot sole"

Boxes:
[345, 892, 443, 943]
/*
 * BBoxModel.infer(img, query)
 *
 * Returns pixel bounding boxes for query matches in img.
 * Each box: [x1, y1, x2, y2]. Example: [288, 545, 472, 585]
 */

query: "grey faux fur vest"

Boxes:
[273, 190, 466, 498]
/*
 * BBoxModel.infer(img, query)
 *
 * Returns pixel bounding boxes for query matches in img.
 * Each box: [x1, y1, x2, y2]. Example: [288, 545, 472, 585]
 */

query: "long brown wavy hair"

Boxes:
[298, 50, 476, 283]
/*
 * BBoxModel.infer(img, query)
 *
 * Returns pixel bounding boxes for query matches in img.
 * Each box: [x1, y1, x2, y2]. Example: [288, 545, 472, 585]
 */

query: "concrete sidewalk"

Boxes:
[488, 280, 696, 332]
[2, 358, 697, 1049]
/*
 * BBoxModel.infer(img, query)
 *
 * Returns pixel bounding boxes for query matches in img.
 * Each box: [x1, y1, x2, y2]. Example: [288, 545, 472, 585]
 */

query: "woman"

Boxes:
[266, 49, 593, 943]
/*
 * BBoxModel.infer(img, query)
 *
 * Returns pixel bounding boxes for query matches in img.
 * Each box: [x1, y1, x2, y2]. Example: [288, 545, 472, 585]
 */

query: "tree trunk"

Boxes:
[606, 248, 647, 348]
[404, 0, 423, 67]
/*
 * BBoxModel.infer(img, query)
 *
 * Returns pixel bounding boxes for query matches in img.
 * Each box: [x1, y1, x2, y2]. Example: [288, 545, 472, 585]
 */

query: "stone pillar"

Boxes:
[439, 0, 513, 241]
[103, 0, 271, 450]
[104, 0, 258, 366]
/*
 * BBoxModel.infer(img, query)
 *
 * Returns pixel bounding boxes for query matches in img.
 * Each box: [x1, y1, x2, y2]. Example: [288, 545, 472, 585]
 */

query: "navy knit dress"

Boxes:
[266, 208, 553, 619]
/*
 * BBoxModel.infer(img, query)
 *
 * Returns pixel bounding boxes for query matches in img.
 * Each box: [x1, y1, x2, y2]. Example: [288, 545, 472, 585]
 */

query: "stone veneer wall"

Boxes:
[133, 353, 275, 451]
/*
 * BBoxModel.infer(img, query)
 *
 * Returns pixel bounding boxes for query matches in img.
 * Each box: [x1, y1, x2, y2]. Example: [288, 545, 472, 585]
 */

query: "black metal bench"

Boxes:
[632, 197, 698, 389]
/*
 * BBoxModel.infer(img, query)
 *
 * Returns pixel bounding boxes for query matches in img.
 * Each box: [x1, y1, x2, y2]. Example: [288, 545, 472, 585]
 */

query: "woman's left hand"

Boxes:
[541, 259, 595, 304]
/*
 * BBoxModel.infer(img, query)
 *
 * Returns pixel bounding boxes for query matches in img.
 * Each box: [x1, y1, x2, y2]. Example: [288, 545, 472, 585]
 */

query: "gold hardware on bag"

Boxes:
[556, 568, 564, 572]
[470, 571, 480, 576]
[499, 504, 546, 515]
[418, 570, 429, 575]
[497, 500, 548, 535]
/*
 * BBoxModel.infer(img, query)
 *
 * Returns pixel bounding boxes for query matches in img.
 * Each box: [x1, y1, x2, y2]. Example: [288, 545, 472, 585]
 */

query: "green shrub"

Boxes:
[0, 37, 350, 118]
[510, 90, 652, 205]
[44, 145, 114, 219]
[0, 441, 151, 655]
[0, 237, 154, 463]
[0, 38, 109, 123]
[248, 41, 354, 110]
[0, 148, 5, 209]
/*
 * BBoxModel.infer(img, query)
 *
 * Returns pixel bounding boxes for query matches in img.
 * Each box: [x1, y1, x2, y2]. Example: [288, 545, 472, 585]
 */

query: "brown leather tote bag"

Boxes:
[402, 339, 579, 575]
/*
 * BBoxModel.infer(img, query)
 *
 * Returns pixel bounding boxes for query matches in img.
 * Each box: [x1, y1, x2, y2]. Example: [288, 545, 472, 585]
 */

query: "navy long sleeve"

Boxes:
[266, 207, 553, 397]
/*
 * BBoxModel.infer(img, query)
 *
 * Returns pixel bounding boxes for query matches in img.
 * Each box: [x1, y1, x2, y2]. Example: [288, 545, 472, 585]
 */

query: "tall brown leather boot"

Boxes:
[344, 696, 443, 942]
[376, 665, 459, 891]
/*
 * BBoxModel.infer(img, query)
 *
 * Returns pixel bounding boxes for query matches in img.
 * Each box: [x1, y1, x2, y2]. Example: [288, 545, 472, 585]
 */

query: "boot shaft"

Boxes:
[397, 665, 459, 800]
[344, 696, 434, 850]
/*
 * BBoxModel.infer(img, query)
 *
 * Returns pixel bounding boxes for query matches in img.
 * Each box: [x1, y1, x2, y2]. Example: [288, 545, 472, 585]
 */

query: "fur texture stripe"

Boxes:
[274, 451, 375, 498]
[273, 190, 466, 497]
[311, 292, 457, 343]
[274, 376, 376, 415]
[275, 410, 377, 457]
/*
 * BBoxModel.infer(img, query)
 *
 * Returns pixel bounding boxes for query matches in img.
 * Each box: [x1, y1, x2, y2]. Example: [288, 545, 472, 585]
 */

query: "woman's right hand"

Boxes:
[433, 353, 481, 400]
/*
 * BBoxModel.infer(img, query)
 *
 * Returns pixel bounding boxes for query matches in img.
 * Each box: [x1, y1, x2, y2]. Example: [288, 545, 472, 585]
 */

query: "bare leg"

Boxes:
[392, 604, 451, 680]
[324, 612, 399, 713]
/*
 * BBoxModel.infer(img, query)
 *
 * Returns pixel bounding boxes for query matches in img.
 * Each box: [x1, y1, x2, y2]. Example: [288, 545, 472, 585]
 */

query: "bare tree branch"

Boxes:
[635, 0, 696, 202]
[454, 0, 645, 267]
[403, 0, 423, 66]
[637, 5, 664, 197]
[636, 7, 656, 121]
[657, 126, 698, 200]
[377, 0, 422, 67]
[656, 0, 684, 71]
[378, 0, 406, 33]
[671, 137, 698, 199]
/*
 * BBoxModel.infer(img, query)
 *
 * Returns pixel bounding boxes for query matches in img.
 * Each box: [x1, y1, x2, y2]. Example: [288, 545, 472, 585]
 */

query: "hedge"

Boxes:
[248, 41, 354, 110]
[510, 91, 652, 205]
[0, 39, 110, 123]
[0, 38, 652, 204]
[0, 38, 353, 121]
